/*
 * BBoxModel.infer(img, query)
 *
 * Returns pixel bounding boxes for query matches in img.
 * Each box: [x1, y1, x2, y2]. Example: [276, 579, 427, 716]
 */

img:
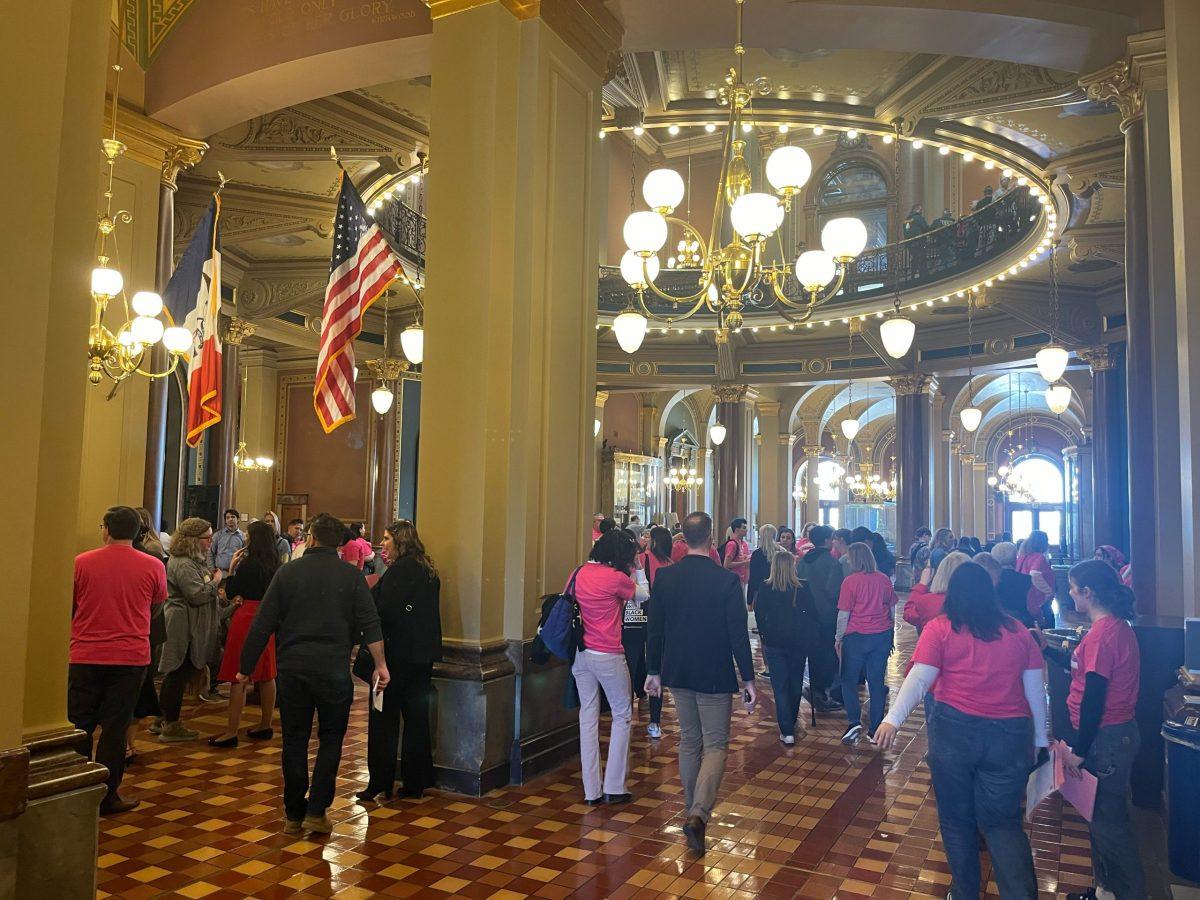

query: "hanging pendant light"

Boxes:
[1045, 384, 1072, 414]
[841, 417, 861, 441]
[960, 291, 981, 432]
[1037, 238, 1069, 383]
[371, 384, 395, 414]
[612, 309, 648, 354]
[400, 325, 424, 365]
[880, 316, 915, 358]
[709, 422, 727, 446]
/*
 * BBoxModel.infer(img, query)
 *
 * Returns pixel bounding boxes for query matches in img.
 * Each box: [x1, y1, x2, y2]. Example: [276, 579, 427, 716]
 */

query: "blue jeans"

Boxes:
[1085, 720, 1144, 899]
[926, 701, 1037, 900]
[840, 630, 891, 732]
[763, 642, 808, 737]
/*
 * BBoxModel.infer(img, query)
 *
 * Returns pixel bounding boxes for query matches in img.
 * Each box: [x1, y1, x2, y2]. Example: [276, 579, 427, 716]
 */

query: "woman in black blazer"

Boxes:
[357, 520, 442, 802]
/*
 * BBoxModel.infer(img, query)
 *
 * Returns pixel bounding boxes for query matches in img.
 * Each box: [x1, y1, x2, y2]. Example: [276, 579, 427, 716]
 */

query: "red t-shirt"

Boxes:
[569, 562, 635, 655]
[837, 572, 897, 635]
[1067, 615, 1140, 729]
[723, 538, 751, 583]
[71, 544, 168, 666]
[903, 584, 946, 632]
[913, 615, 1043, 718]
[340, 537, 372, 568]
[1017, 552, 1053, 618]
[671, 541, 721, 564]
[641, 552, 672, 588]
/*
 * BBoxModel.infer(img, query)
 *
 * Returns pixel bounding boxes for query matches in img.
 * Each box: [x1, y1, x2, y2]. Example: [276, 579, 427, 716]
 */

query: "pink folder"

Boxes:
[1053, 741, 1098, 822]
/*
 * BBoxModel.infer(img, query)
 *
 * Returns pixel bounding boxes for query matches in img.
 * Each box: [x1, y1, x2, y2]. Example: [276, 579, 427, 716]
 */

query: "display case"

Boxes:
[599, 449, 662, 526]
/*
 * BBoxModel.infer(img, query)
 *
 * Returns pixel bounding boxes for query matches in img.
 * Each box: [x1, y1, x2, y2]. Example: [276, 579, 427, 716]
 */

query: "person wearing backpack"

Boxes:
[570, 529, 646, 805]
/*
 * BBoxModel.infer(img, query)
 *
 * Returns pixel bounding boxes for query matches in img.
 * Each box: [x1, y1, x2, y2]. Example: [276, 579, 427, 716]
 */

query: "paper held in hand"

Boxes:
[1025, 741, 1098, 822]
[371, 675, 384, 712]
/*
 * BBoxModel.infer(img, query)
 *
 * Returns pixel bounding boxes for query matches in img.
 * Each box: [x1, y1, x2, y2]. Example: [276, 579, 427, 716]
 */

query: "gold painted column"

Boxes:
[756, 400, 782, 527]
[2, 0, 112, 892]
[779, 434, 796, 528]
[1167, 0, 1200, 615]
[801, 444, 822, 527]
[419, 0, 620, 792]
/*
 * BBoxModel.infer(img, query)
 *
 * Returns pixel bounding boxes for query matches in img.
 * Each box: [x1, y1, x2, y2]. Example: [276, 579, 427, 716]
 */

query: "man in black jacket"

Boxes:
[240, 513, 389, 835]
[796, 525, 844, 711]
[647, 512, 755, 854]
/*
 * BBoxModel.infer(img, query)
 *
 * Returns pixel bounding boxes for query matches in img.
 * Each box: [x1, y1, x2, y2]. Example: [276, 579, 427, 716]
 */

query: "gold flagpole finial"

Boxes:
[216, 170, 229, 192]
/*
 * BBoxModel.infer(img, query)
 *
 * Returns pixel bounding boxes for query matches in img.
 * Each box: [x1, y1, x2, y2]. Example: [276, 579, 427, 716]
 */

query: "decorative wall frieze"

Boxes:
[237, 272, 330, 320]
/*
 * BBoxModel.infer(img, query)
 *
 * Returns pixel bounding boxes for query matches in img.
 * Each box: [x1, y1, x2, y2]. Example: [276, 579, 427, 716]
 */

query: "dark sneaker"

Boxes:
[100, 796, 140, 815]
[682, 815, 706, 853]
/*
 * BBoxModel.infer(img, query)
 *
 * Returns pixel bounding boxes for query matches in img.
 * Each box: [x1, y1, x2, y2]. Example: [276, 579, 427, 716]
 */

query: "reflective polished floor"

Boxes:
[98, 614, 1101, 899]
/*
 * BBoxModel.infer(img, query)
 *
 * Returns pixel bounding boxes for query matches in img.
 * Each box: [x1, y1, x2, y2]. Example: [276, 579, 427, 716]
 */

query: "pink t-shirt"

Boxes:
[1068, 615, 1140, 729]
[642, 552, 672, 588]
[1017, 552, 1054, 619]
[723, 538, 751, 584]
[71, 544, 168, 666]
[912, 615, 1043, 719]
[903, 584, 946, 632]
[340, 537, 372, 568]
[569, 562, 635, 655]
[837, 572, 897, 635]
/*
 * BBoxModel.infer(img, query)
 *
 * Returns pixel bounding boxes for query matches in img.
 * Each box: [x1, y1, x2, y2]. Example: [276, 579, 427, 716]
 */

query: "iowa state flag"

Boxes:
[164, 194, 223, 447]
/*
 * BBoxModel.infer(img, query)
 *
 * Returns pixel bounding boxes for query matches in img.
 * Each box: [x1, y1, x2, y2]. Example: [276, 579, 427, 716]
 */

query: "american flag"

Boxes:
[314, 169, 401, 433]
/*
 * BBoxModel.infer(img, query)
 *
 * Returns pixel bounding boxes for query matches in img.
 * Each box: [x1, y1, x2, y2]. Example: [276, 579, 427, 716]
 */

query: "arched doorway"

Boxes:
[1003, 455, 1066, 549]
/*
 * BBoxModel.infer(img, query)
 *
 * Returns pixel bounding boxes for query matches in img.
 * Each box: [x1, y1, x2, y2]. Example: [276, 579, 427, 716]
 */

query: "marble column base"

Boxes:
[16, 728, 107, 898]
[432, 642, 517, 796]
[508, 640, 578, 785]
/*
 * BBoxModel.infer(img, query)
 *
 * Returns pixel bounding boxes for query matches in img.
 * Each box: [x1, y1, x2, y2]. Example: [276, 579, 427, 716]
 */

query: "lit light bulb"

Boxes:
[879, 316, 916, 358]
[400, 325, 425, 364]
[959, 406, 982, 432]
[1046, 384, 1072, 414]
[131, 291, 163, 317]
[709, 423, 727, 446]
[612, 310, 648, 354]
[1035, 344, 1069, 383]
[162, 326, 192, 354]
[371, 384, 395, 414]
[841, 418, 860, 440]
[623, 211, 669, 254]
[643, 169, 685, 212]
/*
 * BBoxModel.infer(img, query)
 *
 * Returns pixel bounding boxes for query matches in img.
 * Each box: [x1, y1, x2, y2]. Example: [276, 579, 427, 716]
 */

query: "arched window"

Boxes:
[793, 458, 845, 528]
[1005, 455, 1066, 549]
[817, 160, 889, 249]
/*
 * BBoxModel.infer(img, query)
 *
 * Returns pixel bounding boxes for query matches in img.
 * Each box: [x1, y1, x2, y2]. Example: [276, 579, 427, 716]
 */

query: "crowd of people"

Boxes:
[68, 505, 441, 834]
[69, 498, 1146, 899]
[565, 511, 1145, 899]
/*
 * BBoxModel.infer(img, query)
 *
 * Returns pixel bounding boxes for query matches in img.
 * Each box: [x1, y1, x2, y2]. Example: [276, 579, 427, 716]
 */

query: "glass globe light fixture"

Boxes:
[642, 169, 686, 213]
[959, 406, 982, 432]
[1045, 384, 1072, 414]
[997, 464, 1011, 477]
[794, 250, 836, 291]
[879, 316, 916, 358]
[619, 250, 660, 289]
[730, 192, 782, 241]
[1035, 344, 1070, 384]
[841, 418, 861, 441]
[821, 217, 869, 260]
[131, 290, 163, 318]
[371, 384, 395, 414]
[988, 475, 999, 486]
[162, 326, 192, 354]
[765, 145, 812, 195]
[255, 456, 273, 469]
[130, 315, 164, 345]
[612, 309, 648, 354]
[91, 265, 123, 298]
[709, 423, 727, 446]
[623, 210, 669, 254]
[400, 325, 424, 365]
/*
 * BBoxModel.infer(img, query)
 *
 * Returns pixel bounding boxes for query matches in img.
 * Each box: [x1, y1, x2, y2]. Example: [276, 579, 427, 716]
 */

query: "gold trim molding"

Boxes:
[1079, 30, 1165, 132]
[102, 100, 207, 181]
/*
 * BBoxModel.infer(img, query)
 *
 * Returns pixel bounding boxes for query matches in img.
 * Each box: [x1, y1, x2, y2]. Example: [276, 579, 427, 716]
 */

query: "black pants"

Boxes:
[278, 671, 353, 821]
[809, 621, 839, 698]
[365, 664, 435, 794]
[132, 665, 161, 720]
[159, 659, 200, 722]
[67, 663, 146, 803]
[622, 628, 662, 724]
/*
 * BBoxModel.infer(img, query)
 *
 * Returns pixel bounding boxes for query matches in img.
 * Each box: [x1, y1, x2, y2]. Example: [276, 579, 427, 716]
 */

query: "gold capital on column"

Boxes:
[1078, 345, 1118, 372]
[595, 390, 609, 407]
[889, 373, 933, 396]
[426, 0, 622, 78]
[223, 316, 256, 346]
[160, 141, 207, 190]
[1079, 33, 1164, 133]
[960, 453, 977, 465]
[802, 444, 823, 457]
[711, 383, 749, 403]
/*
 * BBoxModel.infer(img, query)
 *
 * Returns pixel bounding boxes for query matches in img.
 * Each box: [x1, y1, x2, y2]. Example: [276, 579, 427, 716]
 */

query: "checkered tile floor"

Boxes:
[99, 610, 1100, 899]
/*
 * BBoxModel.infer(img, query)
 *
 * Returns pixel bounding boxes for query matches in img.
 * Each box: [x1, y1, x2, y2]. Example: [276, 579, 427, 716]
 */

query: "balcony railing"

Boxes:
[377, 199, 426, 268]
[598, 187, 1044, 318]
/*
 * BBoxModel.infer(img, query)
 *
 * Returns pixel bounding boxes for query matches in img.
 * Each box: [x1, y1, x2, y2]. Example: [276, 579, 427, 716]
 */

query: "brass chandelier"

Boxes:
[613, 0, 877, 355]
[664, 466, 703, 492]
[88, 62, 192, 387]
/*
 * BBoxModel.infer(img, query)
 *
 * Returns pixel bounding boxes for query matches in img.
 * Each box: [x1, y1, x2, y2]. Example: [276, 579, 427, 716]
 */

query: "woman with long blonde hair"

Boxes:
[904, 551, 971, 632]
[754, 550, 818, 744]
[158, 518, 221, 742]
[746, 524, 778, 610]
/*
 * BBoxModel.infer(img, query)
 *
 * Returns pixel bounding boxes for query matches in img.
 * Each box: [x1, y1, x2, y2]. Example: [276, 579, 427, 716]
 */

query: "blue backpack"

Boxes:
[538, 566, 583, 661]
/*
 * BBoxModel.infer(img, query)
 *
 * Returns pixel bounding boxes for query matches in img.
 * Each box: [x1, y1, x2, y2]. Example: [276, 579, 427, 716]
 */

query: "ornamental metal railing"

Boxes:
[598, 186, 1043, 318]
[377, 199, 426, 268]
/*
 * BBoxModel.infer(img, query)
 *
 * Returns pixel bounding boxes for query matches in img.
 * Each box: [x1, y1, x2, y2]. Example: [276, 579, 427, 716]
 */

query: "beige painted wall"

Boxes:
[75, 155, 158, 553]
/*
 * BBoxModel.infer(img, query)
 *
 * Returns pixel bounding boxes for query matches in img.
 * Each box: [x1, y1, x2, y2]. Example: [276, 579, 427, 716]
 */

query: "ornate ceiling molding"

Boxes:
[1067, 223, 1124, 268]
[176, 179, 337, 255]
[1078, 31, 1165, 132]
[989, 293, 1102, 347]
[103, 100, 208, 178]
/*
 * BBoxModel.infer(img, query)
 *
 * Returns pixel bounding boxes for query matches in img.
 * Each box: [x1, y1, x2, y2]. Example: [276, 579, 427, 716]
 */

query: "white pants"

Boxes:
[572, 650, 632, 800]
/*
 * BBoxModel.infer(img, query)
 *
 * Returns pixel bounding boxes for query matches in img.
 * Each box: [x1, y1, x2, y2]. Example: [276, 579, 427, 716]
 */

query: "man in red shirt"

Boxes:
[69, 506, 168, 814]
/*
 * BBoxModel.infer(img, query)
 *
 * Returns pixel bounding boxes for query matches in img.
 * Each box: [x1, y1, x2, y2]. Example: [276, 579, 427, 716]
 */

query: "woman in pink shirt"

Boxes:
[1040, 560, 1145, 900]
[1016, 529, 1055, 627]
[874, 563, 1046, 899]
[570, 529, 645, 805]
[904, 551, 970, 633]
[835, 542, 897, 744]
